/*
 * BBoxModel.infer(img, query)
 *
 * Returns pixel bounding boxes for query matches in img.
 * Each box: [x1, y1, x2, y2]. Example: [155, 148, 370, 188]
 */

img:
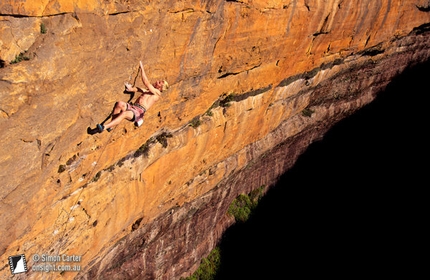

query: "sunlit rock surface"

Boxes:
[1, 0, 429, 279]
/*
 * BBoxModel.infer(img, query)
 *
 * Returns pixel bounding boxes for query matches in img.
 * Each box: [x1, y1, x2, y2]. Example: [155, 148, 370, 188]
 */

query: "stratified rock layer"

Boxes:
[0, 1, 429, 279]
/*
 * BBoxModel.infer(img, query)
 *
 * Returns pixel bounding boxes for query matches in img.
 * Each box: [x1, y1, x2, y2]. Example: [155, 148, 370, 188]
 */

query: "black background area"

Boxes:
[215, 60, 429, 279]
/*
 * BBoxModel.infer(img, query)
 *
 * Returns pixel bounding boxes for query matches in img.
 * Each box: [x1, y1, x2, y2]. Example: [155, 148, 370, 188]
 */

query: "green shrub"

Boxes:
[189, 116, 201, 128]
[10, 52, 30, 64]
[134, 137, 156, 157]
[228, 194, 253, 222]
[40, 23, 47, 34]
[156, 132, 173, 148]
[205, 104, 216, 116]
[181, 247, 221, 280]
[301, 107, 314, 117]
[228, 186, 264, 223]
[219, 93, 236, 107]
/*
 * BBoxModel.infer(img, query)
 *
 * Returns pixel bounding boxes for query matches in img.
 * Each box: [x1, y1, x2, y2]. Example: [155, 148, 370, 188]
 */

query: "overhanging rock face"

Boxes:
[1, 1, 429, 279]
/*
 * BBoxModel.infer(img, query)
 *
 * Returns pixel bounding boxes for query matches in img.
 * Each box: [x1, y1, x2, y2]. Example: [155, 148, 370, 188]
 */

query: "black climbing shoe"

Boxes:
[96, 124, 104, 133]
[87, 124, 110, 135]
[87, 126, 99, 135]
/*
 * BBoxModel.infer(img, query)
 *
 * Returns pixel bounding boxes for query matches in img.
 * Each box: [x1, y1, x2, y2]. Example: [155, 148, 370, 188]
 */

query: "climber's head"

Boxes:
[154, 80, 169, 92]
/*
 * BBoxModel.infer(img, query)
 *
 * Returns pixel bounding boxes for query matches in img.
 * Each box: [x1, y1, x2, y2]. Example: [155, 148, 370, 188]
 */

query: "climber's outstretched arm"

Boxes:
[140, 61, 162, 97]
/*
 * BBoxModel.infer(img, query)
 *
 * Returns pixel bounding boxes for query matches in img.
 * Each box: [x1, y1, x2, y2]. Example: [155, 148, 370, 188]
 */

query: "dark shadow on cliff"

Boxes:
[214, 60, 429, 279]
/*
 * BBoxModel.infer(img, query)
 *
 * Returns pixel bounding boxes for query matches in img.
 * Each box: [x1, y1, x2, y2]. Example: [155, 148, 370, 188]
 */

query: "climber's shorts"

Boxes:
[127, 103, 146, 126]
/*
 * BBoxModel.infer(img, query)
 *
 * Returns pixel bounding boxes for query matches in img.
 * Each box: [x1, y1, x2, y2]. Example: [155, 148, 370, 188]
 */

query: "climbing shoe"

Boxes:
[135, 119, 143, 127]
[96, 124, 104, 133]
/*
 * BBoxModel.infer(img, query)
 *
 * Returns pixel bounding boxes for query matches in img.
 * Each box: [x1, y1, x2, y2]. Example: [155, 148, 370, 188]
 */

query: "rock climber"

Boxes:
[88, 61, 168, 134]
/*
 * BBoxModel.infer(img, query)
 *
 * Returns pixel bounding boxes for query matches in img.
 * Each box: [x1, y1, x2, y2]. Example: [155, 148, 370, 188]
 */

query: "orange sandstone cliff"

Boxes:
[1, 0, 429, 279]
